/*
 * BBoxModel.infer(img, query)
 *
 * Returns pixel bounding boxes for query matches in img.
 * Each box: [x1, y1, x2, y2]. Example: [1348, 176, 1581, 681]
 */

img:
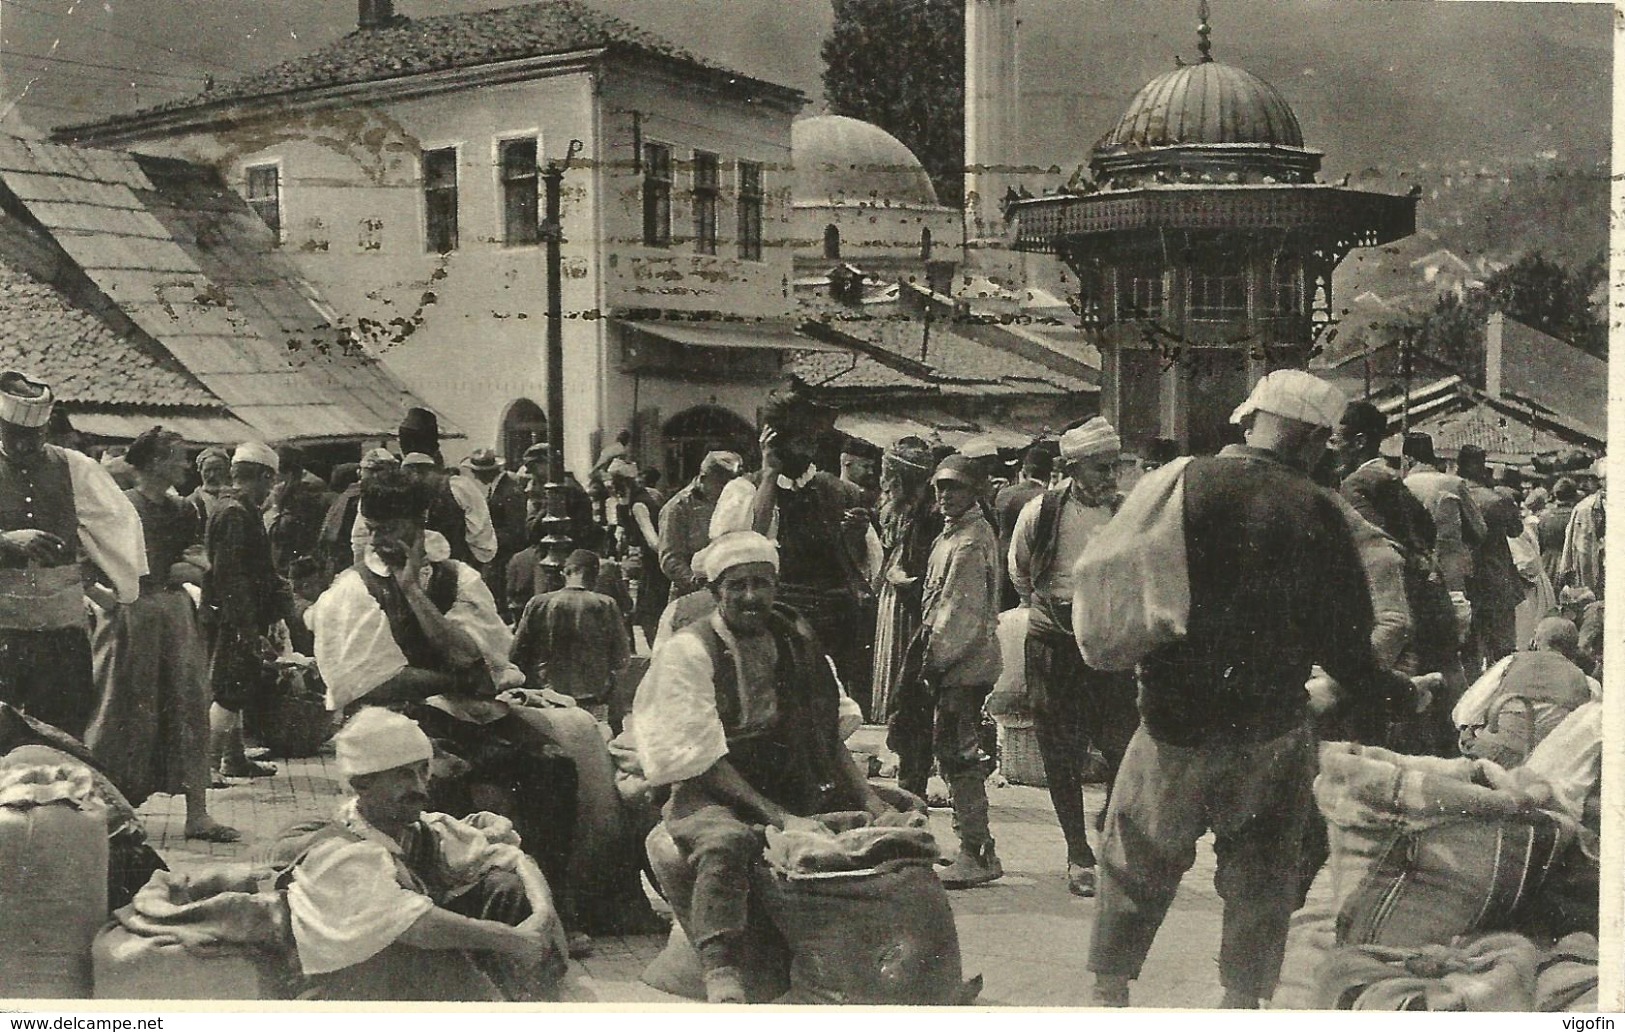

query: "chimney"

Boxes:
[359, 0, 395, 30]
[1483, 310, 1504, 399]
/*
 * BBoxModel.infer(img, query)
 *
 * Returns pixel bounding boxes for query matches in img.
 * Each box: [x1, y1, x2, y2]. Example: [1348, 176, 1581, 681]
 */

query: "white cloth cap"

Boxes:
[233, 441, 279, 473]
[700, 451, 743, 475]
[361, 447, 399, 471]
[401, 452, 437, 468]
[1060, 417, 1121, 462]
[699, 530, 779, 582]
[1230, 370, 1346, 431]
[334, 707, 433, 780]
[0, 371, 54, 428]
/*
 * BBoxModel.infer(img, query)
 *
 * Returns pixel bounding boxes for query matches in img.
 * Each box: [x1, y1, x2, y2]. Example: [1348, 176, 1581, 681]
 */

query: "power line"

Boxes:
[1, 0, 242, 74]
[1, 48, 209, 83]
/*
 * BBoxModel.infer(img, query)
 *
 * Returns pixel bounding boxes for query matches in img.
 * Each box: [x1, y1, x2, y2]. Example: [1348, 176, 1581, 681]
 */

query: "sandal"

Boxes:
[185, 820, 243, 843]
[219, 758, 278, 778]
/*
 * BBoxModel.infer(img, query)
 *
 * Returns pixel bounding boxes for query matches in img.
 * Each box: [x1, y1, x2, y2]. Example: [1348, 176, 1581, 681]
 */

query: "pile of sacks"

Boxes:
[1307, 657, 1601, 1012]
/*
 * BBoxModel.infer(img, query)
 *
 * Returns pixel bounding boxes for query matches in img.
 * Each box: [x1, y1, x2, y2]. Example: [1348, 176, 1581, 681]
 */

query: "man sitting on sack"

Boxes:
[304, 467, 585, 942]
[282, 706, 568, 1001]
[632, 530, 899, 1005]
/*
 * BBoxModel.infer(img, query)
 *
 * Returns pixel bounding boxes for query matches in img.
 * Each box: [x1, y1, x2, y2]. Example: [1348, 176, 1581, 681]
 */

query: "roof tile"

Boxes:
[98, 0, 782, 122]
[0, 255, 219, 409]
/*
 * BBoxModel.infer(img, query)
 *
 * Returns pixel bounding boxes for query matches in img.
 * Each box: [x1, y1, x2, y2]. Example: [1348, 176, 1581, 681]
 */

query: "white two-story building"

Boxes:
[61, 0, 814, 479]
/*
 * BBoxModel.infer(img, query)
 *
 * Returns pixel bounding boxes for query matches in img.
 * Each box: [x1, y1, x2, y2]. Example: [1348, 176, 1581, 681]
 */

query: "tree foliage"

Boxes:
[821, 0, 965, 208]
[1388, 250, 1606, 383]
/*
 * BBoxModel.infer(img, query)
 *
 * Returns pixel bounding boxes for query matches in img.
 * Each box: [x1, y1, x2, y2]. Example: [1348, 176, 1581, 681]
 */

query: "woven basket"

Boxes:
[995, 717, 1046, 788]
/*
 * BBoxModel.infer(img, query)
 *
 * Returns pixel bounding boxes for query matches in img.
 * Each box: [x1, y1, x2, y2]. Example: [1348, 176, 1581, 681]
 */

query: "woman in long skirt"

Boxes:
[86, 427, 238, 841]
[870, 438, 941, 793]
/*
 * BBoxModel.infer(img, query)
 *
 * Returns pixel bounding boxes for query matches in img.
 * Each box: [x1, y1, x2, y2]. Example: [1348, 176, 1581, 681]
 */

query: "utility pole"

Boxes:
[537, 140, 583, 592]
[1399, 331, 1414, 440]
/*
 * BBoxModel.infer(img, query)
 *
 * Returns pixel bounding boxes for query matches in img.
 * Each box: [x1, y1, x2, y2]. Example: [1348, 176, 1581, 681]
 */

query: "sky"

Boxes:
[0, 0, 1610, 184]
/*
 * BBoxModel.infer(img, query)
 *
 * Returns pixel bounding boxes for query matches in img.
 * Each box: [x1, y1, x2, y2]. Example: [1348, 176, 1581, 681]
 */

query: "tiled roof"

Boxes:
[0, 134, 434, 442]
[0, 254, 219, 409]
[108, 0, 787, 120]
[792, 350, 937, 392]
[811, 310, 1087, 393]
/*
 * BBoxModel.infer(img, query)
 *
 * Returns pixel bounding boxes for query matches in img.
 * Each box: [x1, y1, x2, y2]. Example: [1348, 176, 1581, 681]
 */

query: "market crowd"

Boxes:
[0, 364, 1604, 1007]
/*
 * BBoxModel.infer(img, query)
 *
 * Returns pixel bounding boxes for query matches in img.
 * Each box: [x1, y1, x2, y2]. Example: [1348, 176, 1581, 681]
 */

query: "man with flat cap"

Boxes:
[1075, 370, 1426, 1009]
[658, 450, 742, 598]
[280, 706, 567, 1001]
[202, 441, 297, 781]
[1008, 415, 1139, 898]
[0, 370, 145, 738]
[912, 453, 1004, 888]
[633, 530, 897, 1004]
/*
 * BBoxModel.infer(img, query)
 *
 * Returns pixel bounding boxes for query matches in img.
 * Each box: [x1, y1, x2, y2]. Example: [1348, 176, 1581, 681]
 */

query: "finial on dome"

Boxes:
[1197, 0, 1213, 63]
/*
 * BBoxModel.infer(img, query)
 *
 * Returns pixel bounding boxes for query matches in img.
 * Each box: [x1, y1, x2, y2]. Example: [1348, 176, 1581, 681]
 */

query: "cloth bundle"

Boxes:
[763, 810, 936, 878]
[1316, 932, 1541, 1010]
[1317, 931, 1599, 1012]
[116, 867, 290, 953]
[985, 607, 1031, 719]
[1315, 742, 1575, 948]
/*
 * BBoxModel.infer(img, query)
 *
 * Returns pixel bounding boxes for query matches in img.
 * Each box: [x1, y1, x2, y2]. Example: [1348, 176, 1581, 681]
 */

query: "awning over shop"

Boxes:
[834, 412, 938, 451]
[835, 410, 1037, 454]
[615, 319, 843, 352]
[69, 411, 258, 444]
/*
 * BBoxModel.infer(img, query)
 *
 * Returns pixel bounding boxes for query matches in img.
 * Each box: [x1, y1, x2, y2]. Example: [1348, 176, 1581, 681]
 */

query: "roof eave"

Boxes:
[55, 48, 611, 145]
[58, 42, 805, 146]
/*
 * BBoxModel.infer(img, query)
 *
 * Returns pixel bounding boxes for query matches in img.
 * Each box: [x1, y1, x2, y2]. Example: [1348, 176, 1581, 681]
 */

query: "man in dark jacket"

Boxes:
[1076, 372, 1424, 1009]
[708, 394, 879, 713]
[465, 448, 529, 615]
[204, 442, 296, 781]
[1457, 444, 1525, 672]
[993, 443, 1053, 610]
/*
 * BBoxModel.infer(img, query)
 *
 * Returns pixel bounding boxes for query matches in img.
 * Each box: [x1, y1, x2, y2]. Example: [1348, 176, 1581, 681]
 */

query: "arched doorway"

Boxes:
[501, 398, 548, 468]
[663, 405, 756, 484]
[823, 224, 841, 260]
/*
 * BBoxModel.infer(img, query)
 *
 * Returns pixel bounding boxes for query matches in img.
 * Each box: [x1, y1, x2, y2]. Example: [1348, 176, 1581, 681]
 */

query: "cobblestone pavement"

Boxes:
[136, 726, 1333, 1009]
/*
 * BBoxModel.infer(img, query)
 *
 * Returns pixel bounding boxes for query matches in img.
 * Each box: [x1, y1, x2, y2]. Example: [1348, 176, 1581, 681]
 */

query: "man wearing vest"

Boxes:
[0, 371, 145, 738]
[352, 408, 497, 572]
[306, 467, 589, 950]
[709, 394, 881, 715]
[1075, 372, 1424, 1009]
[203, 441, 296, 780]
[1007, 416, 1139, 899]
[633, 530, 898, 1004]
[283, 706, 567, 1001]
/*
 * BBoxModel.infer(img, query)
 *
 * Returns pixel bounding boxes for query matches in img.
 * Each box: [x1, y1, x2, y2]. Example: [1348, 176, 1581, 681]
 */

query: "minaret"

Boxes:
[964, 0, 1018, 252]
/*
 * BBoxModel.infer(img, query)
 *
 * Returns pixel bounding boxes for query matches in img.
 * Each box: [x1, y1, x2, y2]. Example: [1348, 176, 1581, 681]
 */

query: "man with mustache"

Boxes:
[280, 706, 567, 1001]
[633, 530, 897, 1004]
[708, 393, 880, 714]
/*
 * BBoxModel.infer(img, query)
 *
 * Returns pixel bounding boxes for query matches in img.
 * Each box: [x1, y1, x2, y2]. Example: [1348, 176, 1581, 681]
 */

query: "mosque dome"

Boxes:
[792, 115, 941, 208]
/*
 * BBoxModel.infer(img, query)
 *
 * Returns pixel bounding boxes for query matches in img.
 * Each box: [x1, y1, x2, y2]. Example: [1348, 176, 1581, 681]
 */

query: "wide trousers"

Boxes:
[1087, 723, 1317, 1001]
